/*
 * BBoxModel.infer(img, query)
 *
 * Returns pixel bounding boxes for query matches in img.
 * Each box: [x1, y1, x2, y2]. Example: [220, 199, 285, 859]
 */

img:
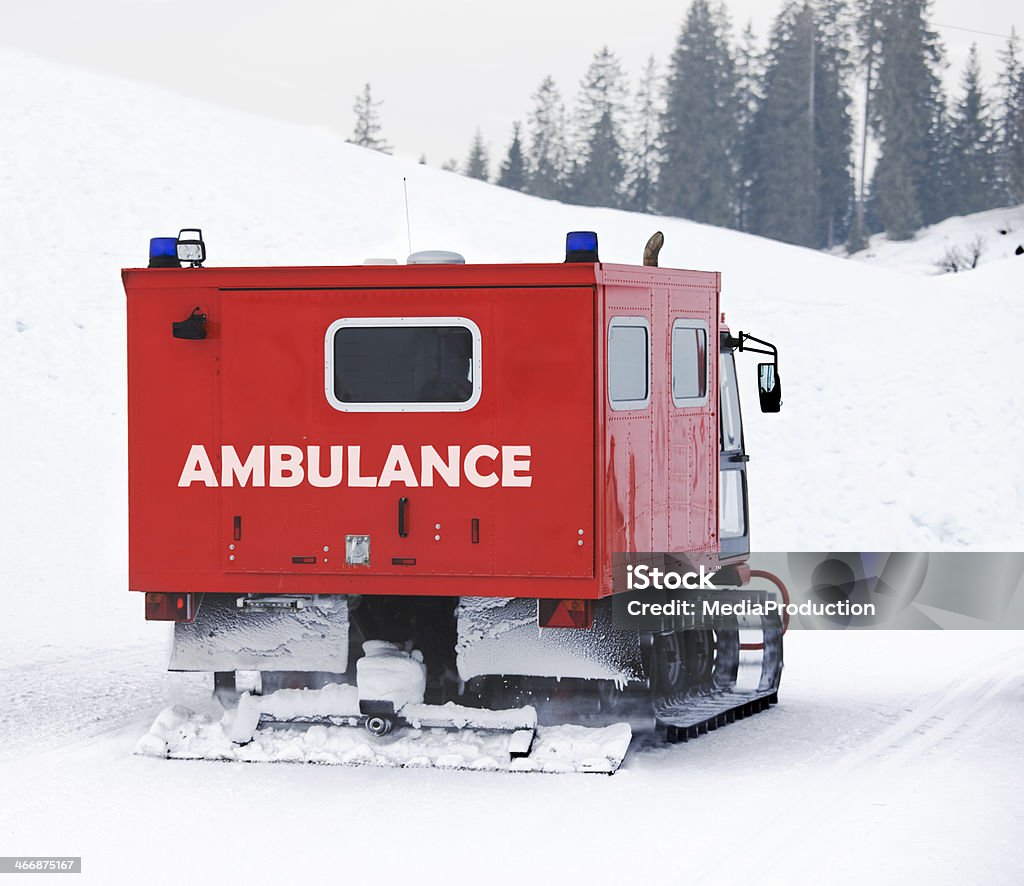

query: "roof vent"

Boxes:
[407, 250, 465, 265]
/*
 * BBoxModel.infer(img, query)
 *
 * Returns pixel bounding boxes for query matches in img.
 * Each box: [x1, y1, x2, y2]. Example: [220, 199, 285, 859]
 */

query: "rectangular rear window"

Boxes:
[325, 318, 481, 412]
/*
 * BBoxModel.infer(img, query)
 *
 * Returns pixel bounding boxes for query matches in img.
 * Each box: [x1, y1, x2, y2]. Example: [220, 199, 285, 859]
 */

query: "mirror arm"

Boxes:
[736, 331, 778, 373]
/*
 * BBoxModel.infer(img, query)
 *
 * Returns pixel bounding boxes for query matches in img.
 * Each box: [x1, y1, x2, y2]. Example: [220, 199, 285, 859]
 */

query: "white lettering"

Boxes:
[221, 445, 265, 487]
[378, 445, 419, 487]
[420, 445, 460, 487]
[464, 444, 499, 488]
[307, 445, 344, 488]
[501, 445, 532, 487]
[626, 564, 718, 591]
[178, 444, 217, 487]
[178, 443, 534, 488]
[269, 445, 304, 487]
[347, 446, 377, 487]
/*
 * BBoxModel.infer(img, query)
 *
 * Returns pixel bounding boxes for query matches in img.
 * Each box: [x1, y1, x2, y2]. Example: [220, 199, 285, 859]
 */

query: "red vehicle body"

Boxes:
[124, 261, 728, 606]
[124, 236, 783, 750]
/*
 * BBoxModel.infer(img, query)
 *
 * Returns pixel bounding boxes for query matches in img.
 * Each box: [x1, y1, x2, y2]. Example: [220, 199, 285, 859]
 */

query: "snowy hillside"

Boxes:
[2, 46, 1022, 658]
[1, 49, 1023, 886]
[851, 204, 1024, 275]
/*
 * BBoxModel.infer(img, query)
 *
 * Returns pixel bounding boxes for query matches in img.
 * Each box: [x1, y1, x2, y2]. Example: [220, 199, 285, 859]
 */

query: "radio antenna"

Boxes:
[403, 177, 413, 255]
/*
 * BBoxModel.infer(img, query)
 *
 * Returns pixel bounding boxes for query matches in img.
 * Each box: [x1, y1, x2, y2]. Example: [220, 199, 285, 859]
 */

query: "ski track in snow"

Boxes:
[1, 635, 1022, 885]
[693, 645, 1024, 885]
[0, 644, 210, 765]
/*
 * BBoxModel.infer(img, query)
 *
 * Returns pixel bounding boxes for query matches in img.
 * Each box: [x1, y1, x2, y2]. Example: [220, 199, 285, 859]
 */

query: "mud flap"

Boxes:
[170, 594, 349, 673]
[456, 596, 643, 684]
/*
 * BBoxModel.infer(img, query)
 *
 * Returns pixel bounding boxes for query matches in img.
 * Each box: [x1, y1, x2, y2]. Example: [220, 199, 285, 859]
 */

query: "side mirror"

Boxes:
[758, 363, 782, 413]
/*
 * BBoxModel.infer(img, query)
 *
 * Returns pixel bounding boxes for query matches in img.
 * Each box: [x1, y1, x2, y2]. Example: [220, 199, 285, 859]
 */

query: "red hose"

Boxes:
[739, 568, 790, 651]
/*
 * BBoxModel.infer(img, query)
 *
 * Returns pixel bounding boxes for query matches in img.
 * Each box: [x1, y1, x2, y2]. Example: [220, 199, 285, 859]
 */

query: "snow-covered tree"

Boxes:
[868, 0, 948, 237]
[625, 55, 662, 212]
[348, 83, 391, 154]
[996, 30, 1024, 204]
[948, 45, 999, 215]
[497, 122, 527, 191]
[570, 47, 629, 207]
[658, 0, 741, 226]
[525, 76, 568, 200]
[464, 129, 490, 181]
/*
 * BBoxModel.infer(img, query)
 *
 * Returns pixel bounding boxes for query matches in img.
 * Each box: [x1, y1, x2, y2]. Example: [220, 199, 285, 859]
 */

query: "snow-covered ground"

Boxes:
[2, 633, 1022, 885]
[1, 48, 1022, 884]
[851, 204, 1024, 275]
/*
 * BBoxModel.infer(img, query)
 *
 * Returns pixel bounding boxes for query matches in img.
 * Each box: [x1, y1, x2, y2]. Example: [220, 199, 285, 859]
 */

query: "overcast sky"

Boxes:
[3, 0, 1020, 167]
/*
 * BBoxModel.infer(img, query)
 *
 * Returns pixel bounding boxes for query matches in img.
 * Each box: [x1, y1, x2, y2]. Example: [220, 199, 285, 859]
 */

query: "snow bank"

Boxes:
[851, 204, 1024, 275]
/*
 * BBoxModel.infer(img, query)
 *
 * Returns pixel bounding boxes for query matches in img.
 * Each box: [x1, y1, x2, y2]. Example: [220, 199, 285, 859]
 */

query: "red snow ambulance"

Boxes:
[124, 229, 783, 759]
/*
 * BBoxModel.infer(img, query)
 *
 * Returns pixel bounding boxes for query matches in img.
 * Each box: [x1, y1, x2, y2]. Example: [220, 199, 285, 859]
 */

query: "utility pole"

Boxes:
[808, 5, 819, 245]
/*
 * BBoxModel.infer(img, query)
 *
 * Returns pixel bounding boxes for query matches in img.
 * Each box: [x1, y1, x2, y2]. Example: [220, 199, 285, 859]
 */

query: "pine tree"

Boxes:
[497, 122, 527, 191]
[997, 30, 1024, 204]
[625, 56, 662, 212]
[743, 1, 853, 248]
[872, 144, 922, 238]
[814, 0, 856, 247]
[849, 0, 885, 249]
[464, 129, 490, 181]
[658, 0, 741, 226]
[948, 45, 998, 215]
[868, 0, 948, 237]
[575, 110, 627, 207]
[570, 47, 629, 207]
[746, 3, 821, 246]
[348, 83, 391, 154]
[526, 76, 568, 200]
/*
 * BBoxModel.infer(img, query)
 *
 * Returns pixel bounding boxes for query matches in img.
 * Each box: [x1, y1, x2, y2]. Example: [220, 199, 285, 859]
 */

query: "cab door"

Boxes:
[718, 346, 750, 559]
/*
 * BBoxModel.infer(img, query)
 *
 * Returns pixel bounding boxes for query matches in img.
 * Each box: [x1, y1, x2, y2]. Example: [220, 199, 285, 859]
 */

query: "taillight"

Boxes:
[538, 599, 593, 629]
[145, 592, 196, 622]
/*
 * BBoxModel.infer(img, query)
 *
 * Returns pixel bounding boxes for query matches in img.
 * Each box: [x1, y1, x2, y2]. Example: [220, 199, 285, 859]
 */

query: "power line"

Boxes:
[932, 21, 1017, 41]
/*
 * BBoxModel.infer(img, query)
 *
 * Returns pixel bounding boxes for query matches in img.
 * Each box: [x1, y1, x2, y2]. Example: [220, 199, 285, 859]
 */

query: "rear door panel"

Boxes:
[218, 286, 594, 578]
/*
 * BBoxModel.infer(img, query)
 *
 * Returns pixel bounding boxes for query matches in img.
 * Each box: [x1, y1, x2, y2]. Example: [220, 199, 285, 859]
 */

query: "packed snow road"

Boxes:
[1, 632, 1021, 886]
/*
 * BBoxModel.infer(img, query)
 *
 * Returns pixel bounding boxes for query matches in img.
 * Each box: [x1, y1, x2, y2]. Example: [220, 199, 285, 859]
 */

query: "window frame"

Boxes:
[719, 468, 747, 540]
[607, 315, 652, 412]
[670, 318, 710, 409]
[719, 350, 744, 452]
[324, 316, 483, 413]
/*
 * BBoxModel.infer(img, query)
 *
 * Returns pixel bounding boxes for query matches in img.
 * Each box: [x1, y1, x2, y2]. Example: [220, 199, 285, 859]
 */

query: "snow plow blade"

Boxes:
[135, 685, 632, 773]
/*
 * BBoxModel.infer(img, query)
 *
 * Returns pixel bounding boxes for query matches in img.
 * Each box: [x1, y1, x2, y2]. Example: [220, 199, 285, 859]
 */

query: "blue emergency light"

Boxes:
[148, 229, 207, 268]
[565, 231, 599, 263]
[149, 236, 179, 268]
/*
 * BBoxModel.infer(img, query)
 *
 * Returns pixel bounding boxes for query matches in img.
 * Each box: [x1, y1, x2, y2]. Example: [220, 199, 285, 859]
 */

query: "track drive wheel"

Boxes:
[651, 630, 688, 697]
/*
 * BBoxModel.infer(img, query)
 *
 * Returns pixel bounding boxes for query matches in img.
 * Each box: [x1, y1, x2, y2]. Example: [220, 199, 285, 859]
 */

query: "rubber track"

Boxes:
[654, 689, 779, 742]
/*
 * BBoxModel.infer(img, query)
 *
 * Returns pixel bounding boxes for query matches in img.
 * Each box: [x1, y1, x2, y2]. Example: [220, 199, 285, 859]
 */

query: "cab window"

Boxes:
[608, 317, 650, 411]
[671, 319, 709, 407]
